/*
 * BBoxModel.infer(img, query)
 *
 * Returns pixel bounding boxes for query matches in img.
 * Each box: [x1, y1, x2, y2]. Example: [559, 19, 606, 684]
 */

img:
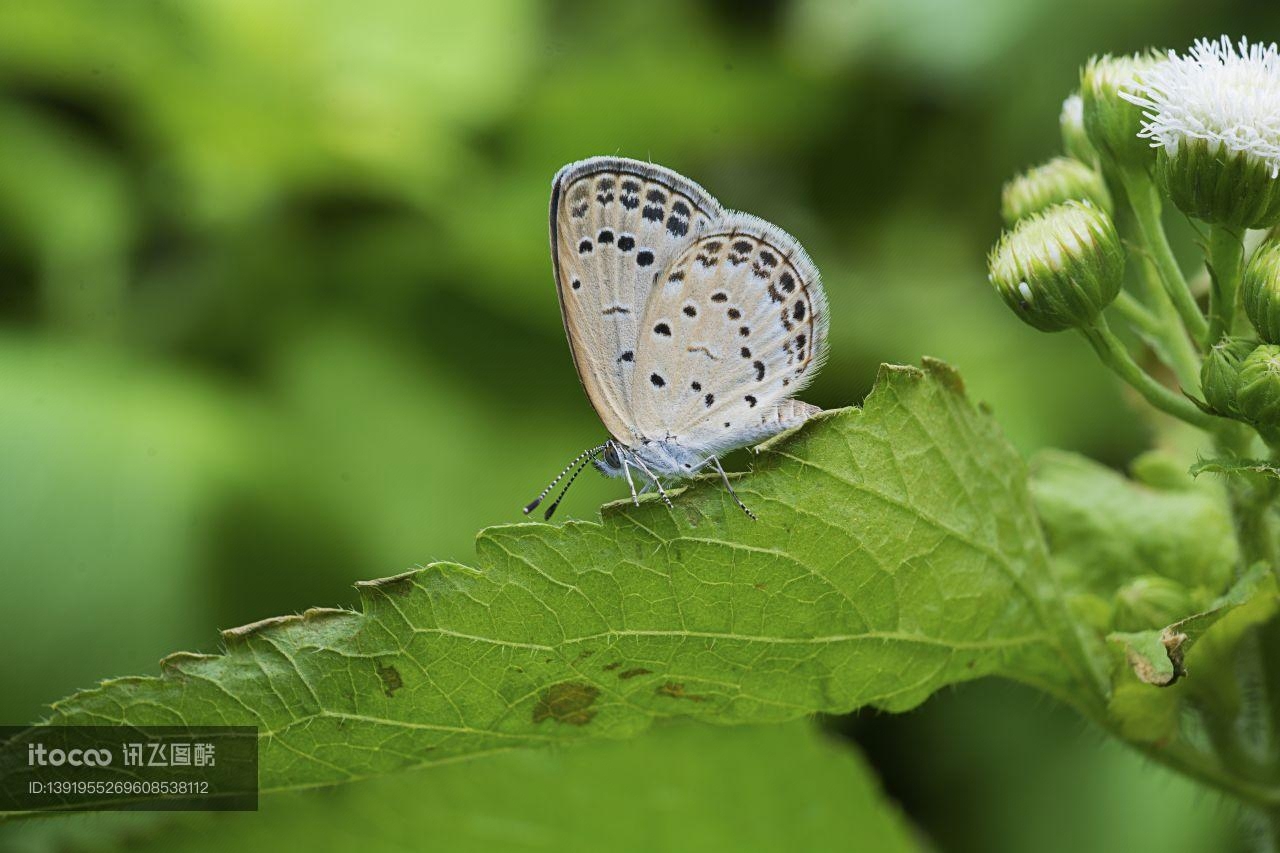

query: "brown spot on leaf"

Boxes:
[602, 661, 621, 671]
[618, 668, 652, 680]
[657, 682, 708, 702]
[533, 681, 600, 725]
[376, 662, 403, 697]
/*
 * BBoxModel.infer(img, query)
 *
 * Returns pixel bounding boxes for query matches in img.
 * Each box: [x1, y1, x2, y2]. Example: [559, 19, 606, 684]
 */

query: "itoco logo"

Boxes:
[27, 743, 113, 766]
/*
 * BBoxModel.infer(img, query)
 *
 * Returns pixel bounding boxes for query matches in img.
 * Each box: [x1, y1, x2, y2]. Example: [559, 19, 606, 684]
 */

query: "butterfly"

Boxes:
[524, 157, 828, 520]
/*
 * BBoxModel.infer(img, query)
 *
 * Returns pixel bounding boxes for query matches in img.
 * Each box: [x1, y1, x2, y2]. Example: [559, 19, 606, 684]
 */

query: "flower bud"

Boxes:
[1001, 157, 1113, 225]
[1242, 239, 1280, 343]
[1060, 93, 1100, 165]
[1081, 53, 1162, 170]
[1200, 336, 1257, 416]
[1124, 38, 1280, 229]
[988, 201, 1125, 332]
[1154, 142, 1280, 229]
[1113, 575, 1194, 632]
[1235, 343, 1280, 429]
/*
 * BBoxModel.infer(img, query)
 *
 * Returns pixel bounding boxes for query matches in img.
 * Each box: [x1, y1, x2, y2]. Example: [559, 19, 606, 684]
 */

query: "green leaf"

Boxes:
[1189, 457, 1280, 480]
[1030, 449, 1237, 596]
[0, 722, 918, 853]
[1108, 564, 1278, 687]
[29, 360, 1096, 802]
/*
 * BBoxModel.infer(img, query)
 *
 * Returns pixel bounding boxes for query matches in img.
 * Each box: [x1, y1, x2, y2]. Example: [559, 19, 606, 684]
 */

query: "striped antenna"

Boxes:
[543, 446, 605, 520]
[524, 444, 606, 515]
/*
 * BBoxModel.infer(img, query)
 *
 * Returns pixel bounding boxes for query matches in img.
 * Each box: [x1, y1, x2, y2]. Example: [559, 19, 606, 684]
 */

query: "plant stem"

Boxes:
[1079, 319, 1220, 430]
[1133, 254, 1203, 392]
[1118, 729, 1280, 811]
[1119, 166, 1209, 344]
[1112, 291, 1161, 337]
[1207, 224, 1247, 346]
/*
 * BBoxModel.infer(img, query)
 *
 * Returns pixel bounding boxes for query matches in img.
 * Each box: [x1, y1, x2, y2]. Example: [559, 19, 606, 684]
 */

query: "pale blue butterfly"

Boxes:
[525, 157, 828, 519]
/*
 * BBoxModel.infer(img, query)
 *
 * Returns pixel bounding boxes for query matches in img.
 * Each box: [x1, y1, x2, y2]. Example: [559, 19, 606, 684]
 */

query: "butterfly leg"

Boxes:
[627, 456, 674, 510]
[620, 459, 642, 507]
[711, 457, 757, 521]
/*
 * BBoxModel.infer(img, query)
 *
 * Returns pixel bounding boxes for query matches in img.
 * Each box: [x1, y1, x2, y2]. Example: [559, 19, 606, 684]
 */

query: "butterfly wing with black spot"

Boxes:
[550, 157, 723, 442]
[630, 212, 828, 456]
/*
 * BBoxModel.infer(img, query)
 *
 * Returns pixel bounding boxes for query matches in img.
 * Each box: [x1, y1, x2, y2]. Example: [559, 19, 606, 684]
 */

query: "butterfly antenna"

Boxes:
[524, 445, 604, 515]
[543, 447, 603, 520]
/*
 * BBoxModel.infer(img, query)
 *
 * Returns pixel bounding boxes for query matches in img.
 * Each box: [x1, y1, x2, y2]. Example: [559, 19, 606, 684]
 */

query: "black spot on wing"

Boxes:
[579, 239, 593, 254]
[779, 271, 796, 293]
[753, 360, 766, 381]
[653, 322, 671, 336]
[618, 350, 634, 363]
[617, 235, 635, 252]
[704, 393, 715, 407]
[637, 250, 654, 267]
[667, 216, 689, 238]
[745, 395, 757, 407]
[683, 305, 697, 317]
[793, 301, 806, 320]
[597, 229, 614, 244]
[650, 373, 666, 388]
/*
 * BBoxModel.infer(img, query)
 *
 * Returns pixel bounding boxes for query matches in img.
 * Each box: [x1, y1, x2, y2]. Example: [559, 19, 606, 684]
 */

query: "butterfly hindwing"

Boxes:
[550, 157, 723, 442]
[630, 212, 828, 455]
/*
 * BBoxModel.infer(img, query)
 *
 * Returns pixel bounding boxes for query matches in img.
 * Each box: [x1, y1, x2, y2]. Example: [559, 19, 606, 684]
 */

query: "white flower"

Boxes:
[1123, 36, 1280, 178]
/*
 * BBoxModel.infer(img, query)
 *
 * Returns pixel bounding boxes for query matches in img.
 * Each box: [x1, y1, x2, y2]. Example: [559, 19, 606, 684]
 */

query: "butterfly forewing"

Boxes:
[550, 157, 723, 442]
[630, 213, 828, 454]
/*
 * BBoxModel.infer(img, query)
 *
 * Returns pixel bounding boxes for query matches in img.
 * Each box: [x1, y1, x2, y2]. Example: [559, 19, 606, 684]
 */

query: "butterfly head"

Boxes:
[593, 440, 627, 478]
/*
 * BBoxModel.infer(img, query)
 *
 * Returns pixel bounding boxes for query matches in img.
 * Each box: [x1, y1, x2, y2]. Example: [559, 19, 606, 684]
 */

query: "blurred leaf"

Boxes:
[0, 722, 919, 853]
[32, 360, 1099, 802]
[0, 0, 540, 220]
[0, 336, 254, 722]
[1029, 449, 1237, 596]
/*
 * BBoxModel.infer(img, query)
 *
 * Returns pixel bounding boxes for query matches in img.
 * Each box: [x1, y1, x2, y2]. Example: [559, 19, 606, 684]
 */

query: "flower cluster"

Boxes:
[987, 35, 1280, 438]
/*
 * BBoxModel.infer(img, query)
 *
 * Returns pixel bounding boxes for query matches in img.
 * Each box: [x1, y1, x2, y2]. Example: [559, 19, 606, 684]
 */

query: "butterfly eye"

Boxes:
[605, 444, 623, 468]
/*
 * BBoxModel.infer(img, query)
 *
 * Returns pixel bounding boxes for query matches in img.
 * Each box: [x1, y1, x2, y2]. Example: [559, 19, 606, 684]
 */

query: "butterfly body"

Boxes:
[527, 157, 829, 518]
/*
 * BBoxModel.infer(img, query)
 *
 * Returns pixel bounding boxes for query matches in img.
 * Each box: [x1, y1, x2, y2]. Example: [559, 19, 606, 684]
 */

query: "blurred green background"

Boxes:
[0, 0, 1273, 849]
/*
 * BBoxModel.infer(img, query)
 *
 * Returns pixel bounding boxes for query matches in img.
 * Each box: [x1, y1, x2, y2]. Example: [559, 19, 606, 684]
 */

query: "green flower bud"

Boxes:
[988, 201, 1125, 332]
[1001, 157, 1113, 225]
[1060, 93, 1099, 165]
[1200, 336, 1257, 416]
[1113, 575, 1194, 632]
[1242, 239, 1280, 343]
[1124, 38, 1280, 229]
[1154, 141, 1280, 229]
[1081, 53, 1162, 170]
[1236, 343, 1280, 429]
